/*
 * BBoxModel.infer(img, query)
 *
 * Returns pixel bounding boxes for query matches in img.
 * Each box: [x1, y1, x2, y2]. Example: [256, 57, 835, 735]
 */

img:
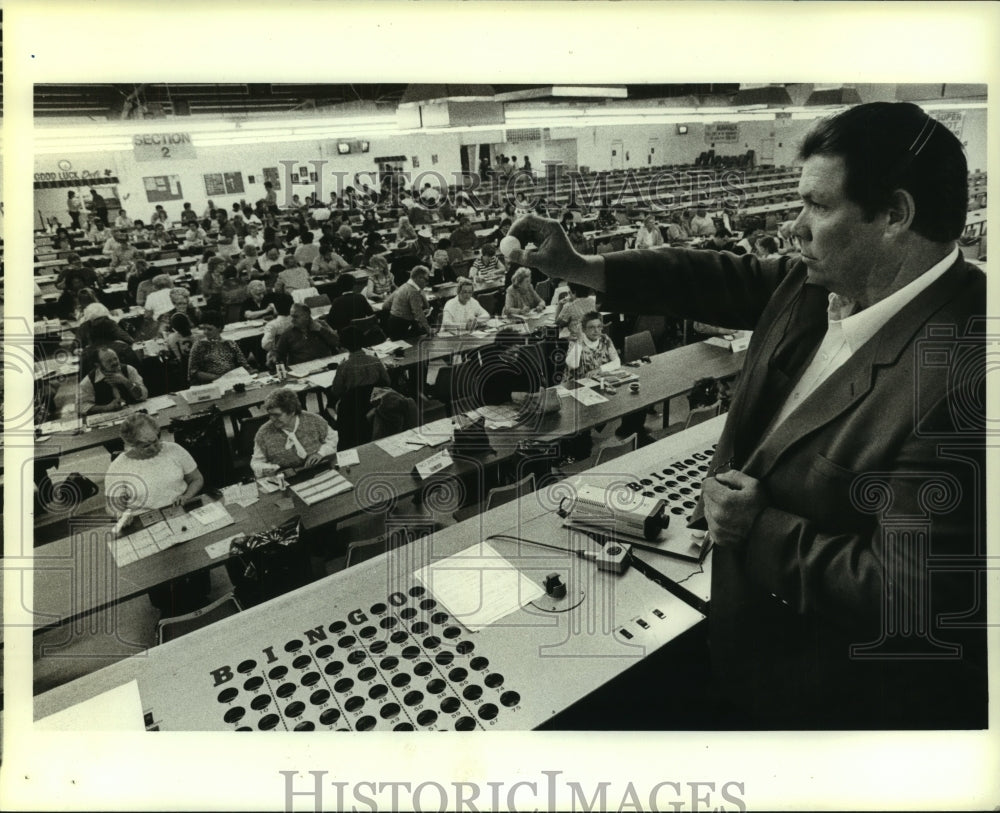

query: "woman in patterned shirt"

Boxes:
[565, 311, 620, 380]
[188, 309, 251, 383]
[362, 255, 396, 302]
[502, 267, 545, 318]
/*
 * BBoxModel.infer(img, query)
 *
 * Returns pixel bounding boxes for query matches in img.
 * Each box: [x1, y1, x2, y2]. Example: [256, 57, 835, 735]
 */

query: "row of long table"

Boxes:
[25, 341, 744, 636]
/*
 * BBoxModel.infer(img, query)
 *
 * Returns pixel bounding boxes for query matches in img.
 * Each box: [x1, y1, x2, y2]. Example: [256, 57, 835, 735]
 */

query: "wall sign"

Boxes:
[262, 167, 282, 190]
[133, 132, 197, 161]
[705, 123, 739, 144]
[144, 175, 184, 202]
[931, 110, 965, 140]
[204, 172, 245, 196]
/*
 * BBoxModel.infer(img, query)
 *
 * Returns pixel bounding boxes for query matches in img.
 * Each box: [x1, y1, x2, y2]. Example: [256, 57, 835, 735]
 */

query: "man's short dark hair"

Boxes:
[798, 101, 968, 242]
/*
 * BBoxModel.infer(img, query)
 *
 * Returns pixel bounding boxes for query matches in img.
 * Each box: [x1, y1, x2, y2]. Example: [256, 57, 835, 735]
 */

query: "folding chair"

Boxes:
[595, 433, 637, 466]
[156, 592, 242, 645]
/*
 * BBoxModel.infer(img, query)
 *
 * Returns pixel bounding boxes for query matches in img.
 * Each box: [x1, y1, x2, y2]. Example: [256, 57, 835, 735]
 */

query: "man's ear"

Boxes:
[884, 188, 916, 237]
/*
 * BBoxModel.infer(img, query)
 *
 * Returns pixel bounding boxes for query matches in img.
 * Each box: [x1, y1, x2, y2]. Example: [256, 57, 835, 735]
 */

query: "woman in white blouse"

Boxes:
[634, 214, 665, 249]
[565, 311, 620, 380]
[441, 277, 490, 333]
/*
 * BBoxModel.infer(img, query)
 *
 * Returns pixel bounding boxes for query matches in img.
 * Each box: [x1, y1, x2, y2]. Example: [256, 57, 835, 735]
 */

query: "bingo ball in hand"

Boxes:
[499, 235, 521, 258]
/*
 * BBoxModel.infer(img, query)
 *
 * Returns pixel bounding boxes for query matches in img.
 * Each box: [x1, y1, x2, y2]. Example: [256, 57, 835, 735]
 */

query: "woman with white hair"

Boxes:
[104, 412, 204, 514]
[241, 279, 276, 320]
[251, 388, 337, 476]
[143, 274, 176, 320]
[396, 215, 417, 244]
[634, 214, 665, 249]
[502, 267, 545, 318]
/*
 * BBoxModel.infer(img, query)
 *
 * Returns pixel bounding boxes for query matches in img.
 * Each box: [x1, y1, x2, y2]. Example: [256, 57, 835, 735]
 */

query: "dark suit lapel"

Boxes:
[745, 257, 972, 478]
[728, 282, 830, 465]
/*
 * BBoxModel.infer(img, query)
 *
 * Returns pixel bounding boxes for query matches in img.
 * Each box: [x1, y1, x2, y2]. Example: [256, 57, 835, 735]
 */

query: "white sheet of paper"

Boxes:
[414, 542, 545, 632]
[374, 431, 420, 458]
[188, 501, 230, 526]
[141, 394, 179, 414]
[336, 448, 360, 467]
[220, 482, 259, 507]
[571, 387, 609, 406]
[307, 369, 338, 388]
[216, 366, 254, 386]
[205, 535, 242, 559]
[36, 680, 146, 731]
[413, 417, 454, 446]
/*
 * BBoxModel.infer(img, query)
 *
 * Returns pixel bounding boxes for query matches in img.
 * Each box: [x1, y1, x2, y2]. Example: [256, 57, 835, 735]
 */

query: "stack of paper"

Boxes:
[289, 469, 354, 506]
[220, 482, 260, 508]
[336, 448, 360, 468]
[412, 417, 455, 446]
[371, 339, 412, 357]
[141, 394, 179, 415]
[374, 432, 422, 458]
[475, 404, 521, 428]
[570, 387, 609, 406]
[414, 542, 545, 632]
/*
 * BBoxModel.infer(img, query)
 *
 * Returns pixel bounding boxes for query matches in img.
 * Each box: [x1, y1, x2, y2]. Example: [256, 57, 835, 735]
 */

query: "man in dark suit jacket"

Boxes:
[507, 102, 987, 730]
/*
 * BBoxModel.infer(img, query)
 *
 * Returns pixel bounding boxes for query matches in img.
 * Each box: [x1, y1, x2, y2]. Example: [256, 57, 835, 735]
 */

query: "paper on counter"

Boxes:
[188, 500, 231, 526]
[36, 680, 147, 732]
[574, 377, 599, 388]
[289, 469, 353, 506]
[141, 394, 178, 414]
[305, 369, 338, 389]
[215, 367, 255, 389]
[257, 475, 284, 493]
[205, 534, 243, 559]
[413, 417, 454, 446]
[414, 542, 545, 632]
[220, 482, 260, 507]
[476, 404, 520, 423]
[374, 432, 419, 458]
[37, 418, 81, 435]
[336, 448, 360, 467]
[570, 387, 609, 406]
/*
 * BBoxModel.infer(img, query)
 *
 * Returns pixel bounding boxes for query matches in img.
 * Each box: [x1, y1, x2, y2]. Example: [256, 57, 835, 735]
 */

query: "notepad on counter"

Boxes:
[289, 469, 353, 505]
[413, 417, 455, 446]
[141, 394, 179, 414]
[220, 482, 260, 507]
[414, 542, 544, 632]
[336, 448, 360, 467]
[305, 369, 338, 388]
[375, 432, 420, 458]
[570, 387, 609, 406]
[189, 500, 231, 526]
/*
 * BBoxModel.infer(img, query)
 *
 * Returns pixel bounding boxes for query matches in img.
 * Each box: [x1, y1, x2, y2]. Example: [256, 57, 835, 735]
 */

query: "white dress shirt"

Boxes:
[765, 247, 958, 436]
